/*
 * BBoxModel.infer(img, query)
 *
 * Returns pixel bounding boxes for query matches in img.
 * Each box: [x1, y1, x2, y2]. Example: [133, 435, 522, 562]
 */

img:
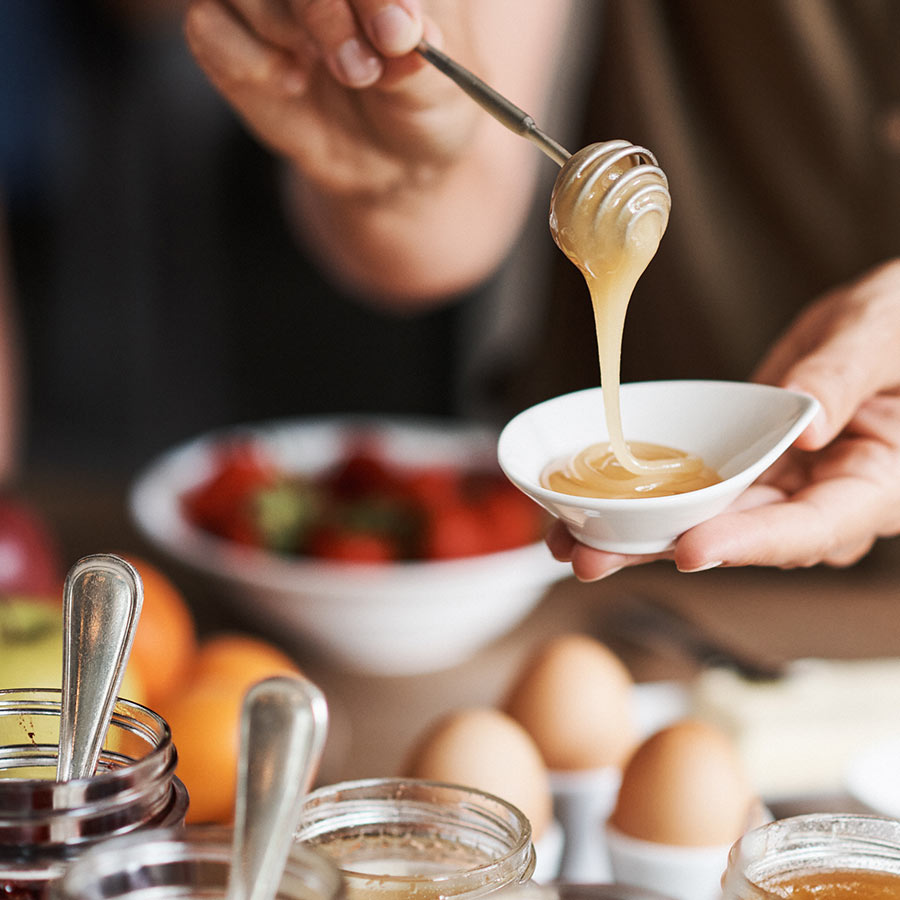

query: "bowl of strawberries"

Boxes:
[129, 417, 566, 675]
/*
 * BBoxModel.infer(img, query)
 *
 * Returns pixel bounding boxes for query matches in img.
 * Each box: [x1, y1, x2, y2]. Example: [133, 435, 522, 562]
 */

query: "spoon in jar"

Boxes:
[56, 554, 143, 782]
[226, 675, 329, 900]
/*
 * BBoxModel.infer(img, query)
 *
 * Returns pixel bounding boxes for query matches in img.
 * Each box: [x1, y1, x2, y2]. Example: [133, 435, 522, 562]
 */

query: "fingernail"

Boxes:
[371, 4, 419, 54]
[334, 38, 382, 86]
[678, 560, 723, 573]
[582, 565, 623, 583]
[806, 405, 829, 443]
[785, 384, 828, 443]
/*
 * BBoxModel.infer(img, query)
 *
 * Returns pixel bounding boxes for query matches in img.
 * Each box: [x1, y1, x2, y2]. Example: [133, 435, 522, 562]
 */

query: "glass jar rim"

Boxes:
[295, 777, 535, 887]
[52, 824, 345, 900]
[0, 688, 176, 820]
[725, 813, 900, 897]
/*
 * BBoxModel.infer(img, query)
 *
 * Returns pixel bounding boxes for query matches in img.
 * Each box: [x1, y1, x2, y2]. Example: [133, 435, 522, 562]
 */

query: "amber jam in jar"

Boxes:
[0, 688, 188, 900]
[294, 778, 535, 900]
[721, 813, 900, 899]
[49, 826, 343, 900]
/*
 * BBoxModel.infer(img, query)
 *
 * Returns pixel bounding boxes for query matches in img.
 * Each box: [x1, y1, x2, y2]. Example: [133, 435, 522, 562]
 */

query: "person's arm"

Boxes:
[547, 258, 900, 579]
[184, 0, 571, 306]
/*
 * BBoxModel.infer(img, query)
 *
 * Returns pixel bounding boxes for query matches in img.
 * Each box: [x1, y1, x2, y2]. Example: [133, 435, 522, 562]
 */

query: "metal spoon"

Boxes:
[56, 554, 143, 783]
[416, 39, 571, 166]
[227, 675, 329, 900]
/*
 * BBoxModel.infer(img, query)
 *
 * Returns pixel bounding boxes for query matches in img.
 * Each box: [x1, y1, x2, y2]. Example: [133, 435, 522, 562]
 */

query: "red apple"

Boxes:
[0, 496, 62, 597]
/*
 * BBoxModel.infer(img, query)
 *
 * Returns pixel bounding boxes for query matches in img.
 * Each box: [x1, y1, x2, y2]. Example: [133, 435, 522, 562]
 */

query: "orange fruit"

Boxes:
[164, 632, 302, 824]
[121, 555, 198, 709]
[189, 633, 300, 689]
[164, 681, 244, 824]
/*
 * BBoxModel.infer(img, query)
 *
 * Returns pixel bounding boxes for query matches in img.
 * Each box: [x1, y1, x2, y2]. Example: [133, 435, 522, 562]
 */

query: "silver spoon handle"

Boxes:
[228, 675, 329, 900]
[56, 554, 143, 782]
[416, 40, 571, 167]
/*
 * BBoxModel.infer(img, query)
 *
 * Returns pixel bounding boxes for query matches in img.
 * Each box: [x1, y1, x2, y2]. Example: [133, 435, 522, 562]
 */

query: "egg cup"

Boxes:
[533, 818, 565, 883]
[549, 767, 622, 883]
[605, 800, 772, 900]
[604, 823, 731, 900]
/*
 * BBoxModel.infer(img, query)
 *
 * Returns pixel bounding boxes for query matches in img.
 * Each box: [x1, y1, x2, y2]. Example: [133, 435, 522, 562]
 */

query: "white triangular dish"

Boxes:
[498, 380, 820, 554]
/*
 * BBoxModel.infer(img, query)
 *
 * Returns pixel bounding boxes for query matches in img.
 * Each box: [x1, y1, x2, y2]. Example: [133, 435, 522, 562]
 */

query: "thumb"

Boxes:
[763, 261, 900, 451]
[782, 330, 889, 451]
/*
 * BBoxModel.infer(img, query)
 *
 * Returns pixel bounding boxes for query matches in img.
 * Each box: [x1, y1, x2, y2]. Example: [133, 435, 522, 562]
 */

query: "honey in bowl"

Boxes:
[544, 141, 721, 500]
[543, 441, 721, 499]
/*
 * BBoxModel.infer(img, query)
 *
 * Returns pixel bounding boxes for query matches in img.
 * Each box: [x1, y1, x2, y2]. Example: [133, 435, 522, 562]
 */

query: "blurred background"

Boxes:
[2, 3, 900, 874]
[0, 0, 508, 482]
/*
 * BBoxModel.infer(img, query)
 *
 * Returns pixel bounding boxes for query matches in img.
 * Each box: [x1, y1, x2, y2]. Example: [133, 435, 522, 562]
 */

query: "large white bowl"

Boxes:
[498, 381, 819, 555]
[129, 417, 567, 676]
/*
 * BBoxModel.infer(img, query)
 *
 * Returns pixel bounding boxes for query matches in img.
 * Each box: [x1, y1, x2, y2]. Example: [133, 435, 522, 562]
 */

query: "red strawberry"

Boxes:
[481, 487, 545, 552]
[328, 451, 394, 499]
[308, 528, 397, 563]
[403, 467, 462, 509]
[182, 442, 276, 540]
[422, 504, 490, 560]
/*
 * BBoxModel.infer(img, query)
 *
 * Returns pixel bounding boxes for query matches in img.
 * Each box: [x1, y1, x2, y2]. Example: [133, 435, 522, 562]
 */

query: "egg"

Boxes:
[503, 633, 638, 771]
[404, 707, 553, 841]
[610, 718, 756, 847]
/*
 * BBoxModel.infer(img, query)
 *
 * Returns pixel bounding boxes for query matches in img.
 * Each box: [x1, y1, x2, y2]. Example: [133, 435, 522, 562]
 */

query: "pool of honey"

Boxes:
[542, 440, 720, 499]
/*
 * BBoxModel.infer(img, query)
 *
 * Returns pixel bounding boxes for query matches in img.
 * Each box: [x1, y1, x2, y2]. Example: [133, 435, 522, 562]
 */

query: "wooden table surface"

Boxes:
[25, 466, 900, 807]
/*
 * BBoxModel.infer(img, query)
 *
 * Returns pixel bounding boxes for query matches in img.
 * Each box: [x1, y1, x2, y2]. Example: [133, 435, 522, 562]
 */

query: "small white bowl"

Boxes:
[498, 381, 819, 554]
[129, 416, 567, 676]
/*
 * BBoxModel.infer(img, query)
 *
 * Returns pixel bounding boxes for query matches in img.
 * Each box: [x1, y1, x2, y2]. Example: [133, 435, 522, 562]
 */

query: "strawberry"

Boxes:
[327, 451, 394, 499]
[422, 503, 490, 560]
[308, 528, 397, 563]
[481, 487, 545, 552]
[403, 467, 462, 508]
[182, 442, 277, 541]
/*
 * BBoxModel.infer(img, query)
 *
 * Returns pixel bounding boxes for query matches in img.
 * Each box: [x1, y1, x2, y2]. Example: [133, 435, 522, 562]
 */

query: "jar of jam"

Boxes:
[0, 688, 188, 900]
[721, 813, 900, 899]
[49, 825, 343, 900]
[294, 778, 535, 900]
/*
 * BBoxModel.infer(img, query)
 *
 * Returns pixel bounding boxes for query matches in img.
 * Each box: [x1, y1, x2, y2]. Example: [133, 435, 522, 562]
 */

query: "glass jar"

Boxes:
[294, 778, 536, 900]
[49, 826, 343, 900]
[0, 688, 188, 900]
[721, 813, 900, 899]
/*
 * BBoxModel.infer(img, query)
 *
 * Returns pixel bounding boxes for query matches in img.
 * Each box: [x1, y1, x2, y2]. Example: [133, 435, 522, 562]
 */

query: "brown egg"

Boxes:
[404, 707, 553, 840]
[610, 719, 755, 847]
[503, 633, 638, 771]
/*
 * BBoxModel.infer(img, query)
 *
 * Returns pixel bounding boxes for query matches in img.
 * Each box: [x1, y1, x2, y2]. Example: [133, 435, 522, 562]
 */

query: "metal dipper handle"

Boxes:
[416, 40, 571, 166]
